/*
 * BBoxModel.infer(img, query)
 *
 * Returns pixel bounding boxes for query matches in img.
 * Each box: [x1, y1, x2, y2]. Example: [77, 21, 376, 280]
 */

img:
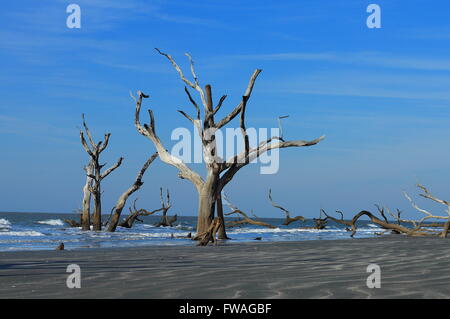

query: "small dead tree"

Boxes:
[118, 198, 165, 228]
[80, 114, 123, 231]
[268, 188, 305, 225]
[133, 49, 324, 238]
[154, 188, 177, 227]
[313, 209, 328, 229]
[106, 153, 158, 232]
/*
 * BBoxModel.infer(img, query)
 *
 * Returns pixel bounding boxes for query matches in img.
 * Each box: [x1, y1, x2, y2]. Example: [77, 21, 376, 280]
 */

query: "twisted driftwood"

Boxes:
[118, 198, 165, 228]
[322, 184, 450, 238]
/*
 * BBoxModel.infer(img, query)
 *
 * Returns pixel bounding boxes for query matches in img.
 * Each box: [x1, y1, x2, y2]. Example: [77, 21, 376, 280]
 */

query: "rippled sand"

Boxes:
[1, 236, 450, 298]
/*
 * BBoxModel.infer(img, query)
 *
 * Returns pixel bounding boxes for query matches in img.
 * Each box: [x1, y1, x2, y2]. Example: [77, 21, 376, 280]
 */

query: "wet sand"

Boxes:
[1, 236, 450, 298]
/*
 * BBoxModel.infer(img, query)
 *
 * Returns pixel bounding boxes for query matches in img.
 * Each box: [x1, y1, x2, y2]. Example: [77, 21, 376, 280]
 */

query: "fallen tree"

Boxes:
[322, 184, 450, 238]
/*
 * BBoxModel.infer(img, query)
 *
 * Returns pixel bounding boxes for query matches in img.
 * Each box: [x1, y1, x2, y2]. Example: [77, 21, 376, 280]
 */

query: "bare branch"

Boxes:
[133, 91, 204, 190]
[223, 193, 276, 229]
[213, 95, 227, 114]
[417, 184, 450, 215]
[268, 189, 305, 225]
[185, 53, 199, 87]
[101, 157, 123, 180]
[81, 113, 96, 148]
[155, 48, 207, 108]
[216, 69, 262, 129]
[184, 86, 201, 121]
[239, 95, 250, 164]
[98, 133, 111, 153]
[277, 115, 289, 141]
[80, 131, 94, 157]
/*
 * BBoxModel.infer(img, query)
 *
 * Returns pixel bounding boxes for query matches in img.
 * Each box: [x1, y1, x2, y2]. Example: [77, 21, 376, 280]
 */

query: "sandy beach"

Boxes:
[1, 236, 450, 299]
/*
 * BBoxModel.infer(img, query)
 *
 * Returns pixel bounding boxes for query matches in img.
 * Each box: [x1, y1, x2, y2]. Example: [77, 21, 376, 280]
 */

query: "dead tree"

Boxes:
[268, 188, 305, 225]
[313, 209, 328, 229]
[106, 153, 158, 232]
[64, 219, 80, 227]
[330, 184, 450, 238]
[223, 193, 277, 229]
[80, 114, 123, 231]
[321, 210, 352, 231]
[133, 49, 324, 238]
[119, 198, 165, 228]
[64, 208, 82, 228]
[154, 188, 177, 227]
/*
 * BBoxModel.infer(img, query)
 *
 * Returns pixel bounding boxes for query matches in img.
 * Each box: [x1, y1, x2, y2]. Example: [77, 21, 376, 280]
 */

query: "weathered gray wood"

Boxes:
[134, 49, 324, 238]
[80, 114, 123, 231]
[106, 153, 158, 232]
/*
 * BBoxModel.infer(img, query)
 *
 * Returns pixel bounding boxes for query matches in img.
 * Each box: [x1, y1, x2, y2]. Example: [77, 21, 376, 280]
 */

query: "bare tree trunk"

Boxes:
[197, 172, 218, 234]
[92, 185, 102, 231]
[216, 193, 229, 239]
[81, 161, 93, 231]
[195, 218, 222, 246]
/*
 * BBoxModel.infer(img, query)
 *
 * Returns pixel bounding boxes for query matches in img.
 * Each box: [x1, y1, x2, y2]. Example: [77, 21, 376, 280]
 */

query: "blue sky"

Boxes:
[2, 0, 450, 220]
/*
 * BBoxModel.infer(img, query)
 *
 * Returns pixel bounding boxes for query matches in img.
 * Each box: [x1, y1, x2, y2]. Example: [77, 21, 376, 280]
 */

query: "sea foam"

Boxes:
[37, 219, 64, 226]
[0, 231, 44, 237]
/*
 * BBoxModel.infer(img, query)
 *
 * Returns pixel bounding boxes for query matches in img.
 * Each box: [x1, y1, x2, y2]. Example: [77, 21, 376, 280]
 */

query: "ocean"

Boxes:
[0, 212, 384, 251]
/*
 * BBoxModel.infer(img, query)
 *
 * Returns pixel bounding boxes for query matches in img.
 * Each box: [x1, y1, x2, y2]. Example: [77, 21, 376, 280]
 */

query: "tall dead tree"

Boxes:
[80, 114, 123, 231]
[268, 189, 305, 225]
[133, 49, 324, 237]
[106, 152, 158, 232]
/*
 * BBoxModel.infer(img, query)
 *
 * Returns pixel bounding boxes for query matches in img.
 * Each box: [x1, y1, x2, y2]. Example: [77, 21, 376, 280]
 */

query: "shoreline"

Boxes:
[1, 236, 450, 298]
